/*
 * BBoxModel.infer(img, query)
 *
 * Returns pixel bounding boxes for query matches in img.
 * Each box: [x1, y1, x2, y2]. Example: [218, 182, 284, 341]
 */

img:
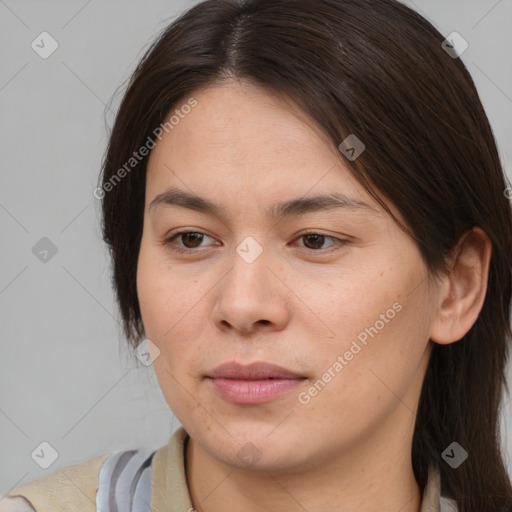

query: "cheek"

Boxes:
[137, 243, 199, 341]
[294, 269, 403, 360]
[152, 355, 206, 427]
[136, 244, 214, 387]
[138, 257, 209, 418]
[314, 288, 431, 422]
[303, 264, 432, 408]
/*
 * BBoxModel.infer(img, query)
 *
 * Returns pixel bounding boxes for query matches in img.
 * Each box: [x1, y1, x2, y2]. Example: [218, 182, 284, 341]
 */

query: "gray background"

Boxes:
[1, 0, 511, 495]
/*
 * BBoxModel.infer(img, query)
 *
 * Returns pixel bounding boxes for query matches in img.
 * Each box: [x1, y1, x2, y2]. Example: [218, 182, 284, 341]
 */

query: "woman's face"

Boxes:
[137, 80, 440, 472]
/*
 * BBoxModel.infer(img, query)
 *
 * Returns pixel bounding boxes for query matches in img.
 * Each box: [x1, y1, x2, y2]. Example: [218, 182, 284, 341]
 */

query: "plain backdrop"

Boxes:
[1, 0, 511, 495]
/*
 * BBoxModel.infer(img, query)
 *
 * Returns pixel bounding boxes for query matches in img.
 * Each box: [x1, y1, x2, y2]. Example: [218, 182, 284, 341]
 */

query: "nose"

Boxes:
[212, 241, 293, 336]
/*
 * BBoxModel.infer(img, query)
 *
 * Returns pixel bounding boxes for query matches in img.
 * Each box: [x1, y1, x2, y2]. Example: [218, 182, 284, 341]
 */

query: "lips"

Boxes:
[206, 361, 307, 405]
[207, 361, 304, 380]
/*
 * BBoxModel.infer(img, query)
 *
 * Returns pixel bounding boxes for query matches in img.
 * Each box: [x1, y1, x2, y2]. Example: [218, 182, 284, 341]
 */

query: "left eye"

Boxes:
[165, 231, 215, 252]
[297, 233, 339, 251]
[164, 231, 345, 254]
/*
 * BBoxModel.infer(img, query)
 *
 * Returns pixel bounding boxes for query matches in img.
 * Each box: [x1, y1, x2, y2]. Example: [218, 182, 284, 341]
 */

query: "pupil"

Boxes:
[184, 233, 203, 247]
[304, 234, 324, 249]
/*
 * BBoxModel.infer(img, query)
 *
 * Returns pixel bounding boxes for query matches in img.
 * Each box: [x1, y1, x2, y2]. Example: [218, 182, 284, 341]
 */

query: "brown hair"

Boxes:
[98, 0, 512, 510]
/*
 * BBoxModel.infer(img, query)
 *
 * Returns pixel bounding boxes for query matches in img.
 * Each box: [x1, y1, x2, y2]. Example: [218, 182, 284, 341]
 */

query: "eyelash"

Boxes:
[163, 230, 347, 255]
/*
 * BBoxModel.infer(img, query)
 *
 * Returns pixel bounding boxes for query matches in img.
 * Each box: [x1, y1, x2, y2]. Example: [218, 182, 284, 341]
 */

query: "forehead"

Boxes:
[150, 81, 337, 163]
[144, 80, 400, 225]
[148, 83, 352, 182]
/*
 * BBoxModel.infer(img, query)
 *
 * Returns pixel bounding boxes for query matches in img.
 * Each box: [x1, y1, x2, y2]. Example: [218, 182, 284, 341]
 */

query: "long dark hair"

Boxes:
[98, 0, 512, 510]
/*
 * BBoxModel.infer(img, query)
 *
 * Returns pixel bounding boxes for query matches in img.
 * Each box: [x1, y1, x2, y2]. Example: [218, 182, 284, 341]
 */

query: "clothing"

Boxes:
[1, 427, 458, 511]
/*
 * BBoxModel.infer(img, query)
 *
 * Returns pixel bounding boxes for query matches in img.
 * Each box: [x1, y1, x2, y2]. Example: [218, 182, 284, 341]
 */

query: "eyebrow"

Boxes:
[148, 187, 377, 219]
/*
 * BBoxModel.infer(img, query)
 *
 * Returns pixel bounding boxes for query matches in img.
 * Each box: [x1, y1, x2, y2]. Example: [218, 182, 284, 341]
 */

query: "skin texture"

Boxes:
[136, 79, 491, 512]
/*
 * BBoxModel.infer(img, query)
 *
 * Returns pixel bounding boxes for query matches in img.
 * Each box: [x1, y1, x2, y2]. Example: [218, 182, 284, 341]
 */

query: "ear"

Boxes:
[429, 227, 492, 345]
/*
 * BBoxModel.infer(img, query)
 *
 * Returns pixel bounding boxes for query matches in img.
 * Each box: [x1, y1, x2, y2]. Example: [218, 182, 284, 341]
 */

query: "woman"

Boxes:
[2, 0, 511, 511]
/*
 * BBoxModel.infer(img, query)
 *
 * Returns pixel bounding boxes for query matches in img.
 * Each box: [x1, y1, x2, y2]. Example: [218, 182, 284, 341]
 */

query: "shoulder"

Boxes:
[0, 496, 36, 512]
[0, 452, 110, 512]
[0, 448, 156, 512]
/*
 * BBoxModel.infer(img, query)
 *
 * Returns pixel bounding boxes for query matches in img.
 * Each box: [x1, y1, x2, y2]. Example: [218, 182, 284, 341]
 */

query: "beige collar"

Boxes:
[150, 426, 449, 512]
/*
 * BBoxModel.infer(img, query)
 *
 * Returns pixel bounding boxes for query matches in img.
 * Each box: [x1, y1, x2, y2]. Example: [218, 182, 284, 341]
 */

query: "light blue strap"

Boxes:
[439, 496, 458, 512]
[96, 450, 155, 512]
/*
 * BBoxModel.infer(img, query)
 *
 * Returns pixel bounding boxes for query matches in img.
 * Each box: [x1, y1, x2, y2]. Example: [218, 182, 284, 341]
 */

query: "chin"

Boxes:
[210, 424, 312, 472]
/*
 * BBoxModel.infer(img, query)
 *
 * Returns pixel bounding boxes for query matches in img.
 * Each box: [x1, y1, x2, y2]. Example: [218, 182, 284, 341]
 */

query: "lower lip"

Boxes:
[208, 377, 306, 404]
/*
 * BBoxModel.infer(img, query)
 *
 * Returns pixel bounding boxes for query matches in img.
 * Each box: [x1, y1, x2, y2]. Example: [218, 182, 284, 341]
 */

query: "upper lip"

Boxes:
[207, 361, 305, 380]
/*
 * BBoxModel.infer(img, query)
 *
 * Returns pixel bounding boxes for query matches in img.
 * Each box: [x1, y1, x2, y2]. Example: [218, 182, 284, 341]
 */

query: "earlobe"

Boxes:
[429, 227, 492, 345]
